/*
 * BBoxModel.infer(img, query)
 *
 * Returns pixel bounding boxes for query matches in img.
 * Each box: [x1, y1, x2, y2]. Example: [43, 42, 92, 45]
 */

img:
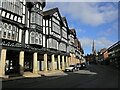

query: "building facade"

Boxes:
[0, 0, 84, 78]
[107, 41, 120, 69]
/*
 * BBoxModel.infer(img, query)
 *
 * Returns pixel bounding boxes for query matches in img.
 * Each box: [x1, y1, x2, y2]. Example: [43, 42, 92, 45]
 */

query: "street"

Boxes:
[2, 64, 119, 88]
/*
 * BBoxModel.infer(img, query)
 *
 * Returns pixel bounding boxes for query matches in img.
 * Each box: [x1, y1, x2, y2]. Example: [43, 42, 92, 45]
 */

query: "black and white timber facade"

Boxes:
[0, 0, 84, 78]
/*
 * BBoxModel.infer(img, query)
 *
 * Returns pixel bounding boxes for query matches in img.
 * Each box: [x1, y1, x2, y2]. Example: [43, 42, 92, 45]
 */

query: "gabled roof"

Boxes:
[61, 17, 66, 22]
[61, 17, 69, 32]
[69, 29, 76, 36]
[43, 8, 58, 17]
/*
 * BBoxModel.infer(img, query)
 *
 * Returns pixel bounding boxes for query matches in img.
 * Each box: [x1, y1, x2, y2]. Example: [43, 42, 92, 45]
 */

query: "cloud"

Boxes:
[98, 22, 118, 37]
[79, 37, 115, 48]
[69, 25, 86, 33]
[45, 2, 118, 26]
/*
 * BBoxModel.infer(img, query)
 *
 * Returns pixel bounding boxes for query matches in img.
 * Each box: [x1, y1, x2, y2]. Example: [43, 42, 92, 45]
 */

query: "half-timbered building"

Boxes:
[43, 8, 69, 71]
[0, 0, 25, 78]
[68, 29, 76, 65]
[0, 0, 46, 78]
[0, 1, 85, 78]
[74, 38, 84, 63]
[24, 1, 46, 74]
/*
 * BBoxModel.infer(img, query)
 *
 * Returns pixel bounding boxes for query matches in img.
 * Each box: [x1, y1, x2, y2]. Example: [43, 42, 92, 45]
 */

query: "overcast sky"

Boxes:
[44, 0, 119, 55]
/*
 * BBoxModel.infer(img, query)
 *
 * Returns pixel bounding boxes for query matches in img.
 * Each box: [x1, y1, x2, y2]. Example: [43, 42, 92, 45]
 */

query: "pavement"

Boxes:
[1, 70, 67, 82]
[38, 70, 68, 76]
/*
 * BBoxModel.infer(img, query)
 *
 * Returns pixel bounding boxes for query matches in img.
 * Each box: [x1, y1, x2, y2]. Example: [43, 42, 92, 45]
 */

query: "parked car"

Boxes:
[65, 65, 78, 72]
[76, 63, 82, 70]
[79, 63, 87, 69]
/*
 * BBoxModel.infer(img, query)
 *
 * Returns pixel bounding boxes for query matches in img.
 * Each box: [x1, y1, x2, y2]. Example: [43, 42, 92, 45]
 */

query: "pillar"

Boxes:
[19, 51, 24, 75]
[68, 57, 70, 66]
[33, 52, 38, 73]
[58, 55, 61, 70]
[44, 54, 47, 72]
[0, 49, 7, 77]
[66, 56, 68, 67]
[51, 54, 55, 71]
[62, 56, 65, 70]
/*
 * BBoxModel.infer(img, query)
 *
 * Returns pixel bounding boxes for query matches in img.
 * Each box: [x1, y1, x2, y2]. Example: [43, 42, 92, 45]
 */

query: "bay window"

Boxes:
[30, 32, 35, 44]
[1, 0, 23, 16]
[30, 31, 42, 45]
[62, 28, 67, 39]
[52, 20, 60, 34]
[31, 12, 43, 26]
[48, 38, 58, 49]
[31, 12, 36, 23]
[59, 43, 66, 51]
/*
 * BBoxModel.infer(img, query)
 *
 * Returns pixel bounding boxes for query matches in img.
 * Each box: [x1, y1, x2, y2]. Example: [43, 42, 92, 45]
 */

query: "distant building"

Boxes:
[84, 40, 97, 64]
[107, 41, 120, 69]
[96, 48, 108, 64]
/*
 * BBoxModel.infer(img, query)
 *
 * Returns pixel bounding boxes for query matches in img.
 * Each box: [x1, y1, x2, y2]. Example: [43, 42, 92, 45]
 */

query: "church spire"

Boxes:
[92, 40, 95, 54]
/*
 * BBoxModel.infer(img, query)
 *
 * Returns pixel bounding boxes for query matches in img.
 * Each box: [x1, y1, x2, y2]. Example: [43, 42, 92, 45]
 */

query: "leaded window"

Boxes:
[7, 24, 12, 39]
[48, 38, 58, 49]
[31, 12, 43, 26]
[62, 27, 67, 39]
[30, 31, 42, 45]
[52, 21, 60, 34]
[12, 26, 16, 40]
[31, 12, 36, 23]
[35, 33, 39, 44]
[59, 43, 66, 51]
[3, 23, 8, 38]
[0, 21, 3, 38]
[2, 0, 23, 16]
[39, 33, 42, 44]
[30, 32, 35, 44]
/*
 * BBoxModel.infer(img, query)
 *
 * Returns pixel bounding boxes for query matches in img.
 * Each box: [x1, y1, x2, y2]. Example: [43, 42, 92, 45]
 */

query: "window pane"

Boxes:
[3, 31, 6, 38]
[39, 33, 42, 45]
[31, 37, 34, 44]
[8, 24, 12, 30]
[30, 32, 35, 44]
[0, 28, 2, 38]
[12, 31, 16, 40]
[52, 22, 60, 34]
[7, 32, 11, 39]
[31, 12, 35, 23]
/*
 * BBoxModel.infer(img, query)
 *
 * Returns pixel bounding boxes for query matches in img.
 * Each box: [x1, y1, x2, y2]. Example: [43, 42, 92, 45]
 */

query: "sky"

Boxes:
[44, 0, 119, 55]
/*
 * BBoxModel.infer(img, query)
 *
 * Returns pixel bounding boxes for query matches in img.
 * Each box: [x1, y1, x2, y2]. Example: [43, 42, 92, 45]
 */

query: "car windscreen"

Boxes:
[69, 65, 74, 67]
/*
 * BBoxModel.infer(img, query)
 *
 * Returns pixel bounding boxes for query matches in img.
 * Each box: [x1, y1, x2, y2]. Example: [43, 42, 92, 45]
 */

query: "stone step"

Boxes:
[23, 72, 41, 78]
